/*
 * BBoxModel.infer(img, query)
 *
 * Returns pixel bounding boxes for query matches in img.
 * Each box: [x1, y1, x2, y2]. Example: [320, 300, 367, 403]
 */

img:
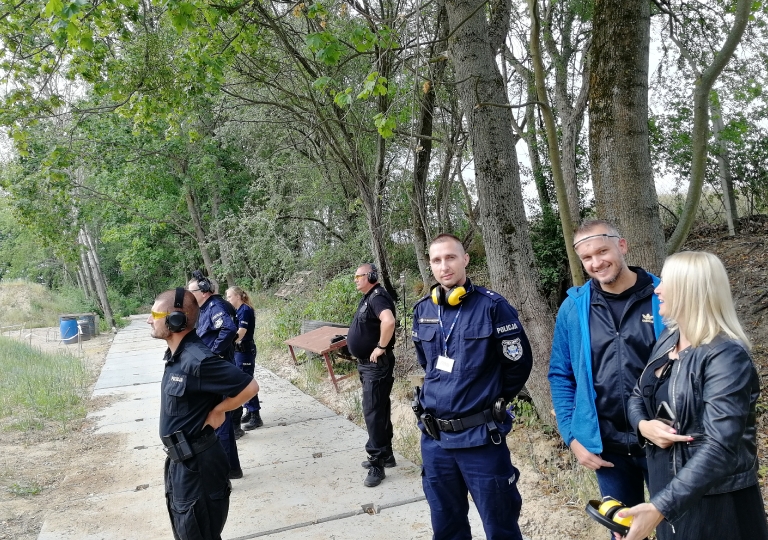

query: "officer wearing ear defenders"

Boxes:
[347, 262, 397, 488]
[148, 288, 258, 540]
[413, 233, 533, 540]
[187, 272, 243, 479]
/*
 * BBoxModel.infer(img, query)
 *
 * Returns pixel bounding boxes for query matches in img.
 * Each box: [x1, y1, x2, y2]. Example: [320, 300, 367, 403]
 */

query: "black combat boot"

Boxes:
[243, 410, 263, 430]
[364, 460, 386, 487]
[241, 410, 252, 424]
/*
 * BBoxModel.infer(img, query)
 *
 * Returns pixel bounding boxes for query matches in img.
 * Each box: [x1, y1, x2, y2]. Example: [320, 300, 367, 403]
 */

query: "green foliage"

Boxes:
[7, 481, 43, 497]
[0, 337, 89, 430]
[529, 210, 569, 297]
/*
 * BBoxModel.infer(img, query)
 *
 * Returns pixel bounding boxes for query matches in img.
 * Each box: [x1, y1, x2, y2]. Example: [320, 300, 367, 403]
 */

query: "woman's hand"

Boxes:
[612, 503, 664, 540]
[638, 419, 693, 449]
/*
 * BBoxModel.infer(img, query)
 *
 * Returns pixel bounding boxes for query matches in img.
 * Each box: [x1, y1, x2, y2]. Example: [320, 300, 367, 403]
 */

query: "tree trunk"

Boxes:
[79, 227, 116, 329]
[445, 0, 555, 419]
[184, 185, 216, 279]
[211, 191, 236, 288]
[664, 0, 750, 253]
[710, 98, 738, 236]
[589, 0, 666, 273]
[528, 0, 584, 286]
[79, 248, 96, 299]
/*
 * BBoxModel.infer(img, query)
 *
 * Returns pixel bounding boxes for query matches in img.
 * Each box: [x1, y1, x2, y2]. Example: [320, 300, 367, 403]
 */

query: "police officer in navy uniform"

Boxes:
[187, 272, 244, 479]
[148, 288, 258, 540]
[412, 234, 533, 540]
[226, 286, 263, 430]
[346, 263, 397, 488]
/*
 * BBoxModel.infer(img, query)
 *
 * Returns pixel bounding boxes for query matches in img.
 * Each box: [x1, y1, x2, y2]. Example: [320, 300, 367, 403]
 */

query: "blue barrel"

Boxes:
[60, 316, 79, 344]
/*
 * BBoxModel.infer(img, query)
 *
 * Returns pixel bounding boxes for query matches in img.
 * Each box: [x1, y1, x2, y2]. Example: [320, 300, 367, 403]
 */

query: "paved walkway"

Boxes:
[38, 317, 485, 539]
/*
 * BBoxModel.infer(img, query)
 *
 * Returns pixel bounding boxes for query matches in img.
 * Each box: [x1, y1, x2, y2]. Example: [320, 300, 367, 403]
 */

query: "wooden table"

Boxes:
[285, 325, 352, 392]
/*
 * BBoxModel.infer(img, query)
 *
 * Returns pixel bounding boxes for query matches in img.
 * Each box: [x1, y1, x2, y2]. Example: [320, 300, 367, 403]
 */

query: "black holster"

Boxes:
[421, 413, 441, 440]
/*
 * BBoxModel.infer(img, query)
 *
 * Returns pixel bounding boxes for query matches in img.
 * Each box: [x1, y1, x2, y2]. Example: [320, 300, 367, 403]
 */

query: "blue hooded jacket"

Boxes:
[548, 273, 664, 453]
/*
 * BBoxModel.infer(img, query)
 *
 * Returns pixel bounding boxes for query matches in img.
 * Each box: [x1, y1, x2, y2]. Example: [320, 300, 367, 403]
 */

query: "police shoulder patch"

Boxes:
[212, 312, 224, 329]
[502, 338, 523, 361]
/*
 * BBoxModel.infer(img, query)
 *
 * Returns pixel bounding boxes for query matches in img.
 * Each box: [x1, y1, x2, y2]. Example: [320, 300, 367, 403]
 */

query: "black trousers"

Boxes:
[165, 440, 231, 540]
[357, 349, 395, 462]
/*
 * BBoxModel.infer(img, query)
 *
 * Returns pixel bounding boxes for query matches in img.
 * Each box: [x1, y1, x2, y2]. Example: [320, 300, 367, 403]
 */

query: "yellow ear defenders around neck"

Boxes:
[585, 497, 633, 536]
[430, 283, 469, 306]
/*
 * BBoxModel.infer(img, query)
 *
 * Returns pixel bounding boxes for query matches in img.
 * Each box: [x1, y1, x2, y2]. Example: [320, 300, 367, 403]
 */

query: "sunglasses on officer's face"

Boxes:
[150, 310, 171, 320]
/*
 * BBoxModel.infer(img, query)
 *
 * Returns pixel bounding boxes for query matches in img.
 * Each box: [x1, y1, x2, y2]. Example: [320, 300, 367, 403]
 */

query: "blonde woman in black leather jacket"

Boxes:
[618, 251, 767, 540]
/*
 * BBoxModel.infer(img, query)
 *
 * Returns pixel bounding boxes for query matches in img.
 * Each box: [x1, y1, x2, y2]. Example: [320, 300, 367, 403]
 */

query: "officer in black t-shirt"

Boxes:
[346, 263, 397, 488]
[148, 288, 258, 540]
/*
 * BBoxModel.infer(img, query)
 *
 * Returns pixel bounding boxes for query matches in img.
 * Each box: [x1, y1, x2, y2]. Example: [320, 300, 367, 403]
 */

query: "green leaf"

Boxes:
[313, 76, 334, 91]
[334, 88, 353, 107]
[44, 0, 64, 18]
[373, 113, 396, 138]
[306, 3, 328, 19]
[350, 26, 375, 52]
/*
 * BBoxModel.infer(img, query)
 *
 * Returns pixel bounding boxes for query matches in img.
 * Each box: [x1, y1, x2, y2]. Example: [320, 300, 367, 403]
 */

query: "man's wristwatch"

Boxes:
[376, 345, 387, 350]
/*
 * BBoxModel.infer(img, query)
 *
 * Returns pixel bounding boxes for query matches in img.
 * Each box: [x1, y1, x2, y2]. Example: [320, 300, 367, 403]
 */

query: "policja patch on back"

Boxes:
[502, 338, 523, 361]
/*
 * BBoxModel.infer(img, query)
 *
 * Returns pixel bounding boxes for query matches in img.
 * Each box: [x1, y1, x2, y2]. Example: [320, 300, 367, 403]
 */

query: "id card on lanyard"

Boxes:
[436, 304, 462, 373]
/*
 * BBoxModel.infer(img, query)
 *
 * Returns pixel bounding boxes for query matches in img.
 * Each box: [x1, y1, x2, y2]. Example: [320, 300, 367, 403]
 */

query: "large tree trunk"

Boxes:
[444, 0, 555, 419]
[589, 0, 666, 273]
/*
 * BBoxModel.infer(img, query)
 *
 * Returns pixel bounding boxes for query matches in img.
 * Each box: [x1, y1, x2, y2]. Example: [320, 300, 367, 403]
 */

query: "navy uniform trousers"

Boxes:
[235, 345, 260, 412]
[165, 440, 231, 540]
[357, 349, 395, 461]
[421, 435, 523, 540]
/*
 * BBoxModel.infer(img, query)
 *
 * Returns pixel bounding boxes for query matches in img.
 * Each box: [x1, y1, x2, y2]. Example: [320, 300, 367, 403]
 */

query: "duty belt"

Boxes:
[436, 409, 493, 432]
[424, 407, 504, 445]
[161, 426, 218, 463]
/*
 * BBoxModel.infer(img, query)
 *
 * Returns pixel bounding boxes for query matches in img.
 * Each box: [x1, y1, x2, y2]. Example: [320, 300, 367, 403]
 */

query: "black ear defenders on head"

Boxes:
[166, 287, 188, 333]
[585, 497, 633, 536]
[192, 269, 213, 293]
[366, 263, 379, 284]
[430, 283, 471, 306]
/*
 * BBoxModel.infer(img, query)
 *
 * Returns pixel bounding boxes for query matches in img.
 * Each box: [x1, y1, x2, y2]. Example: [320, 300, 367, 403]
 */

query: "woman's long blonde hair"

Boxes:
[226, 286, 253, 308]
[660, 251, 750, 349]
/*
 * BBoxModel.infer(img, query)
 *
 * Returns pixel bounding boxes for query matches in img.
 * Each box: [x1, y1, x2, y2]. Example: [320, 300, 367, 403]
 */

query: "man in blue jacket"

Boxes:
[188, 271, 243, 479]
[548, 220, 664, 514]
[413, 234, 532, 540]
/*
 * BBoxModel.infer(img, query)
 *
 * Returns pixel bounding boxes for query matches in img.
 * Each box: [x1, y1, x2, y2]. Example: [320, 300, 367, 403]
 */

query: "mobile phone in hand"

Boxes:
[655, 401, 676, 427]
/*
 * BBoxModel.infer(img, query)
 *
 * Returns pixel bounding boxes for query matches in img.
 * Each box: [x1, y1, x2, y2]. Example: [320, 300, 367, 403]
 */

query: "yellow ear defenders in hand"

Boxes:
[430, 283, 469, 306]
[586, 496, 633, 536]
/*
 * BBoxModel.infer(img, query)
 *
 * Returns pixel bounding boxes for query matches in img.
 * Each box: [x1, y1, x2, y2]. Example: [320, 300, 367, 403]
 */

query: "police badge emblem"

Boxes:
[502, 338, 523, 361]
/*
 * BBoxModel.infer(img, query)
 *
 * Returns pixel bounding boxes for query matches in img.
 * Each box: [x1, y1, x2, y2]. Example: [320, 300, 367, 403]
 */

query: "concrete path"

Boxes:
[37, 317, 486, 539]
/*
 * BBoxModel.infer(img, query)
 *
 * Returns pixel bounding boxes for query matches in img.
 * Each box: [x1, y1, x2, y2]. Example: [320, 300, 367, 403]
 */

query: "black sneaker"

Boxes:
[241, 410, 252, 424]
[364, 465, 385, 487]
[229, 469, 243, 480]
[361, 455, 396, 469]
[234, 427, 245, 440]
[243, 411, 263, 430]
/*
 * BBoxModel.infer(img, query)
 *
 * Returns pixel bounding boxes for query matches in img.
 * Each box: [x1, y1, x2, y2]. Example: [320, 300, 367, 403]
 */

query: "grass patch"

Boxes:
[7, 481, 43, 497]
[0, 337, 89, 431]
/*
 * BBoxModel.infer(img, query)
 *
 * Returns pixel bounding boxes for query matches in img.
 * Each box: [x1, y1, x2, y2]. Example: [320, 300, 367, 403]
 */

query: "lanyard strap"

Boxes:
[437, 304, 463, 356]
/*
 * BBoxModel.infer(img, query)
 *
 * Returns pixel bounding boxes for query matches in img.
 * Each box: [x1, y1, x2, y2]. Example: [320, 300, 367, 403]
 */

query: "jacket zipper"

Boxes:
[671, 349, 683, 476]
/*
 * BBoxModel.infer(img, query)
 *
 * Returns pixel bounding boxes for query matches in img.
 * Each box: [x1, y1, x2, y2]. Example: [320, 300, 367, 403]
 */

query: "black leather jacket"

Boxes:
[627, 329, 760, 524]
